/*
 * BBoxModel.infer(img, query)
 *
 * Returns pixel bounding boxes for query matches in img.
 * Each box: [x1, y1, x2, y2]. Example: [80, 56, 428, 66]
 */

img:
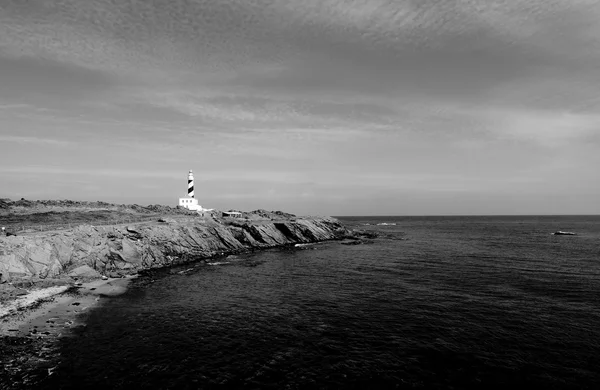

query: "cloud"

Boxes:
[138, 91, 299, 123]
[424, 104, 600, 147]
[0, 53, 120, 100]
[0, 165, 315, 184]
[2, 0, 599, 110]
[0, 135, 72, 146]
[1, 0, 600, 213]
[0, 166, 180, 179]
[0, 104, 32, 110]
[488, 109, 600, 146]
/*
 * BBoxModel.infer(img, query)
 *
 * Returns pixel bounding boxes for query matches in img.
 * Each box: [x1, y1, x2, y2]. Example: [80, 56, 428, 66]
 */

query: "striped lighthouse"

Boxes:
[188, 169, 194, 198]
[179, 169, 211, 213]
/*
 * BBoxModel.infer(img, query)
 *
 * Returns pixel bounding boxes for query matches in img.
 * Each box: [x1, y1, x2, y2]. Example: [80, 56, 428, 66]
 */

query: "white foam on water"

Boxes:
[0, 285, 69, 318]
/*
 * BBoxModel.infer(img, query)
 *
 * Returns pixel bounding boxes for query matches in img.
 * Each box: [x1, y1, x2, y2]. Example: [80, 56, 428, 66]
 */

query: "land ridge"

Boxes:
[0, 198, 351, 302]
[0, 198, 296, 231]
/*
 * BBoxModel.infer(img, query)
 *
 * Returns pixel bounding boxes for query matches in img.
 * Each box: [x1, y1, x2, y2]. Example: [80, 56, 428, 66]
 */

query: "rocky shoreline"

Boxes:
[1, 215, 353, 318]
[1, 276, 135, 388]
[0, 214, 359, 388]
[1, 216, 347, 282]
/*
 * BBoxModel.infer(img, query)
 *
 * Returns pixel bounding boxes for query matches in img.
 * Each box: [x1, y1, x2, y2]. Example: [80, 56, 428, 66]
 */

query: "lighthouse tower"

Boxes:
[188, 169, 194, 198]
[178, 169, 201, 211]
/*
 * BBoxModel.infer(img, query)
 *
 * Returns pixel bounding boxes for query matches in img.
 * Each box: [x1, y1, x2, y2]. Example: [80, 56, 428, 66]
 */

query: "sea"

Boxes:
[37, 216, 600, 389]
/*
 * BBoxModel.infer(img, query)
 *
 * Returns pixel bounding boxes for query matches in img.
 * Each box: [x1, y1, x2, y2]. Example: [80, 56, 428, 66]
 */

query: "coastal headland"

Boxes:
[0, 198, 352, 303]
[0, 199, 358, 387]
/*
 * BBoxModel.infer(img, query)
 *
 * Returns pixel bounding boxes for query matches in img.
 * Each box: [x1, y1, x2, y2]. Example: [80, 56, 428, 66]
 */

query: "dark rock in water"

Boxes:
[553, 231, 576, 236]
[346, 229, 378, 240]
[340, 238, 376, 246]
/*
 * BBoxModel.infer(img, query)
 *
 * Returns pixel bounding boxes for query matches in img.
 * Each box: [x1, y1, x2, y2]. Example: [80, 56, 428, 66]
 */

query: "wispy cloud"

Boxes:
[0, 135, 72, 146]
[487, 109, 600, 146]
[0, 104, 32, 110]
[0, 166, 179, 179]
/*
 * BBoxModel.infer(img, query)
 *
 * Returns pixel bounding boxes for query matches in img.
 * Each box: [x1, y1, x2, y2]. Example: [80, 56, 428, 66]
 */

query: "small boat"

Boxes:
[552, 231, 576, 236]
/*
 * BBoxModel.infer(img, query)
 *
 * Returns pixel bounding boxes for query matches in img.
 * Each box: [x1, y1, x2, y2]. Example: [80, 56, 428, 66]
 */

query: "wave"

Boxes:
[207, 261, 231, 266]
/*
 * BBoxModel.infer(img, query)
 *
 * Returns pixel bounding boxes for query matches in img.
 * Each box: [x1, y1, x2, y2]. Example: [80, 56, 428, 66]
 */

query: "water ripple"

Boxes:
[38, 216, 600, 389]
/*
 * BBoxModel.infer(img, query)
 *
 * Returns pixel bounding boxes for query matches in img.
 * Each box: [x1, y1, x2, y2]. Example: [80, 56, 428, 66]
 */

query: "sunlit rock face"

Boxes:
[0, 217, 348, 281]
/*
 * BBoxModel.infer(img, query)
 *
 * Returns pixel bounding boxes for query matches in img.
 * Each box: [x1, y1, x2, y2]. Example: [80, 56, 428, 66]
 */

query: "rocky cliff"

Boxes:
[0, 217, 347, 282]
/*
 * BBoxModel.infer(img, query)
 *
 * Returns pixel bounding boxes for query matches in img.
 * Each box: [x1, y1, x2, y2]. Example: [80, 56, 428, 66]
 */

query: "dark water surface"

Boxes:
[40, 216, 600, 389]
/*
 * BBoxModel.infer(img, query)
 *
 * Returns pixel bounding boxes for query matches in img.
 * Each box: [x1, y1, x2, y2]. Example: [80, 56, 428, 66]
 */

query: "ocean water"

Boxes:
[39, 216, 600, 389]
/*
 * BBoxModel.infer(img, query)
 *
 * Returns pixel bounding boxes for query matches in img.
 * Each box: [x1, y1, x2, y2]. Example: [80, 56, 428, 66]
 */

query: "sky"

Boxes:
[0, 0, 599, 216]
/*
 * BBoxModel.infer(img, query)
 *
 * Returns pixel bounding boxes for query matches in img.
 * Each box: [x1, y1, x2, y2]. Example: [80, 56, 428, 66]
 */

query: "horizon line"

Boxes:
[333, 214, 600, 217]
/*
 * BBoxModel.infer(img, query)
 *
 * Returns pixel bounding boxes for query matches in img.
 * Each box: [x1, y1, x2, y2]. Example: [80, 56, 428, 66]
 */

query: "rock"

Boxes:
[348, 230, 378, 239]
[121, 239, 142, 264]
[1, 217, 348, 283]
[553, 231, 576, 236]
[101, 275, 108, 280]
[107, 271, 125, 278]
[126, 226, 142, 235]
[68, 265, 101, 279]
[340, 240, 362, 246]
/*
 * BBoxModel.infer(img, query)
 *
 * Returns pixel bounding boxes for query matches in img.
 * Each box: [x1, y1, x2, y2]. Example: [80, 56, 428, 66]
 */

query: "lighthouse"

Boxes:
[178, 169, 214, 215]
[188, 169, 194, 198]
[178, 169, 201, 211]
